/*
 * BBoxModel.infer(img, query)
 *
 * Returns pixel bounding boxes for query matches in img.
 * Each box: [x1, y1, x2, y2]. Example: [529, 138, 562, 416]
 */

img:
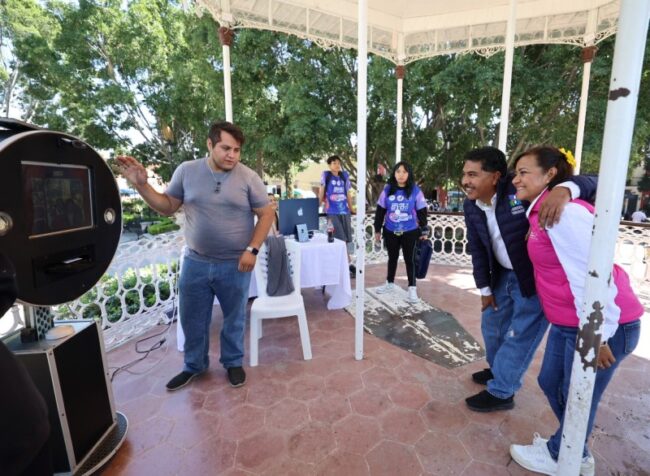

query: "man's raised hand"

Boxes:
[115, 156, 148, 187]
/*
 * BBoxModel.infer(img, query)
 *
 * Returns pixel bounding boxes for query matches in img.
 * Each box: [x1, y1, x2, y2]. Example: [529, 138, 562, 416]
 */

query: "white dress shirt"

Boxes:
[476, 194, 513, 296]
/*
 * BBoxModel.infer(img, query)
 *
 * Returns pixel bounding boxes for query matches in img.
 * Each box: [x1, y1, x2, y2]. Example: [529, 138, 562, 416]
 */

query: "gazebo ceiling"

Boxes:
[195, 0, 620, 64]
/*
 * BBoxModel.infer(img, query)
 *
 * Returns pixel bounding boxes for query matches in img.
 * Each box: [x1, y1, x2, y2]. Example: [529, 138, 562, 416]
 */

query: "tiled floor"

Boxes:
[100, 264, 650, 475]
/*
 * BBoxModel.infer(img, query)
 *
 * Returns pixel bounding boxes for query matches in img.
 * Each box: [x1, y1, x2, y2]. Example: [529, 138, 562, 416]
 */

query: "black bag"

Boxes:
[412, 239, 433, 279]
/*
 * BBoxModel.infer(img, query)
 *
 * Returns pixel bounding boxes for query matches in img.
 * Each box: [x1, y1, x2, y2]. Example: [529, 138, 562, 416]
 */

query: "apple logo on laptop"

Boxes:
[297, 207, 303, 216]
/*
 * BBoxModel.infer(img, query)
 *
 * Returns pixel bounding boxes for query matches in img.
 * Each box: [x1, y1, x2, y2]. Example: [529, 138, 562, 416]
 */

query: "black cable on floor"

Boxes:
[109, 289, 179, 382]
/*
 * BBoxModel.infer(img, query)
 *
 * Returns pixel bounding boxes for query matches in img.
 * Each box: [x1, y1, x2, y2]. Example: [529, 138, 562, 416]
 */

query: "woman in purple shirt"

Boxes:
[374, 161, 428, 302]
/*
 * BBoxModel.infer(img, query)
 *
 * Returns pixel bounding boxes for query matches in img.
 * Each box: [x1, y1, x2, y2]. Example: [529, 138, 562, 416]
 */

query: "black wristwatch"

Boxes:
[245, 246, 259, 256]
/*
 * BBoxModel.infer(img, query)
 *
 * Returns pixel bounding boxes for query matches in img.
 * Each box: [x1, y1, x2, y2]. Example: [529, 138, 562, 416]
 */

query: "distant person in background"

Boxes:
[319, 155, 355, 276]
[31, 206, 46, 235]
[373, 161, 428, 303]
[49, 198, 67, 230]
[631, 209, 647, 223]
[64, 198, 83, 227]
[267, 193, 279, 235]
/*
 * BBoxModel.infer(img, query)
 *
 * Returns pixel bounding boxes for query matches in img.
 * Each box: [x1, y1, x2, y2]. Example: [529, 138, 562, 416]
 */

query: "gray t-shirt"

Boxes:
[166, 158, 268, 261]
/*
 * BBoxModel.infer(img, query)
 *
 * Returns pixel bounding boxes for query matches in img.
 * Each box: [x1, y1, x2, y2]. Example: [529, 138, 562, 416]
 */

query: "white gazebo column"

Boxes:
[354, 0, 368, 361]
[219, 26, 234, 122]
[574, 46, 597, 173]
[497, 0, 517, 154]
[395, 65, 405, 163]
[557, 1, 650, 475]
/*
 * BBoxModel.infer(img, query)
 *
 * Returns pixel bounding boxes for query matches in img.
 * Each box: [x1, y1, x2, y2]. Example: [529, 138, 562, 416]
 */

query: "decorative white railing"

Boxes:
[2, 216, 648, 350]
[53, 231, 184, 350]
[358, 213, 471, 267]
[615, 222, 650, 301]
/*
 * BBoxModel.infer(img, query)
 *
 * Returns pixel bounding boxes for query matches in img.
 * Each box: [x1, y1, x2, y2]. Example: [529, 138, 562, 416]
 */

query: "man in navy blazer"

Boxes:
[462, 146, 596, 412]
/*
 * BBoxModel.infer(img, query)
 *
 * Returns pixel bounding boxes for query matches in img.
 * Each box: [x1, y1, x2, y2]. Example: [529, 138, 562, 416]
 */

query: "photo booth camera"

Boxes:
[0, 118, 127, 475]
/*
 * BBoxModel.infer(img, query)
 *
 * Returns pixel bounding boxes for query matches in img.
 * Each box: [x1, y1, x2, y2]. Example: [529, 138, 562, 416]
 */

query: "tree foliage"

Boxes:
[2, 0, 650, 198]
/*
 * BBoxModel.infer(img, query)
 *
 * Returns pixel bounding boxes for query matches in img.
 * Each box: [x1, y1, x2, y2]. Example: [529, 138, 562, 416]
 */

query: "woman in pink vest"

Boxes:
[508, 146, 643, 476]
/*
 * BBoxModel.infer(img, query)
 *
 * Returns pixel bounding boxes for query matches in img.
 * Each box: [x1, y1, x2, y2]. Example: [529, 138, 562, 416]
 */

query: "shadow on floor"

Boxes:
[101, 263, 650, 476]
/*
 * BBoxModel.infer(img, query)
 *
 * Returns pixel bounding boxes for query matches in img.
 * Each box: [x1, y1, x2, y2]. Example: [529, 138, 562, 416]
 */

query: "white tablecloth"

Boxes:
[177, 233, 352, 351]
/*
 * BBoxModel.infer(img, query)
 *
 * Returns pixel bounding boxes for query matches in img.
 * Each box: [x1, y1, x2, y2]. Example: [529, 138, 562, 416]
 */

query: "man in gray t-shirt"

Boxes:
[117, 121, 274, 391]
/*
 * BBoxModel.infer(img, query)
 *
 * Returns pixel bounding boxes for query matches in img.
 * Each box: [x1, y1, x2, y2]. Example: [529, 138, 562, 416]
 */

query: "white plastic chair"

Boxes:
[250, 239, 312, 366]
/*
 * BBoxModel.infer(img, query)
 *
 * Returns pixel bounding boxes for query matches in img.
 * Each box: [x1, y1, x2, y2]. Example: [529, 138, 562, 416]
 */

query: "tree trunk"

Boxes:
[2, 66, 20, 117]
[284, 169, 293, 198]
[255, 151, 264, 178]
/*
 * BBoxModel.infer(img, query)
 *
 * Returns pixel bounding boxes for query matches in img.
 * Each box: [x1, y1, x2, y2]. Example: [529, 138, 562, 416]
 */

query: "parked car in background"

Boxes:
[427, 200, 440, 212]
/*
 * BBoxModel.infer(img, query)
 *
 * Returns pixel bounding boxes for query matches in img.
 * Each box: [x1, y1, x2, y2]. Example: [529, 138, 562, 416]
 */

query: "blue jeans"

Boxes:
[540, 320, 641, 459]
[179, 255, 252, 373]
[482, 270, 549, 399]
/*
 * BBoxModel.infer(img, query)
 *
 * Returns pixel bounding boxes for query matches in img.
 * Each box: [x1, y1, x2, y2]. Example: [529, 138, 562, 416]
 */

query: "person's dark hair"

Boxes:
[513, 146, 574, 188]
[208, 121, 245, 147]
[464, 147, 507, 177]
[327, 155, 341, 165]
[387, 161, 415, 197]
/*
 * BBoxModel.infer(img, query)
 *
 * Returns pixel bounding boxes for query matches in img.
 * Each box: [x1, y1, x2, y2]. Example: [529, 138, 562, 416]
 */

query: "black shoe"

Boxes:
[465, 390, 514, 412]
[227, 366, 246, 387]
[472, 368, 494, 385]
[166, 371, 200, 391]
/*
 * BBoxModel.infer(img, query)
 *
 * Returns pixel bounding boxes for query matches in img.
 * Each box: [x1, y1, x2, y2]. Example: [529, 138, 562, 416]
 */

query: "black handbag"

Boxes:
[413, 239, 433, 279]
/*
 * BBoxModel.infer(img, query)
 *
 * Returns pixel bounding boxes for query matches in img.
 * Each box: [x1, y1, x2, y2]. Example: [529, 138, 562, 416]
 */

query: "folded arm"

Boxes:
[539, 175, 598, 228]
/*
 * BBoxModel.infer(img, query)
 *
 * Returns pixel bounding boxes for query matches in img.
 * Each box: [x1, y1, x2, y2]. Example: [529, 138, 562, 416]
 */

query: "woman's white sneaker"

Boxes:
[376, 282, 395, 294]
[526, 432, 595, 476]
[510, 433, 594, 476]
[580, 455, 595, 476]
[408, 286, 419, 303]
[510, 440, 557, 476]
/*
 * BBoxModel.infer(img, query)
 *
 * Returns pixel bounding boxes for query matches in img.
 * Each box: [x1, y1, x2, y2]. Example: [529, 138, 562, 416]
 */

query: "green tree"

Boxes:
[2, 0, 226, 180]
[0, 0, 60, 118]
[4, 0, 650, 202]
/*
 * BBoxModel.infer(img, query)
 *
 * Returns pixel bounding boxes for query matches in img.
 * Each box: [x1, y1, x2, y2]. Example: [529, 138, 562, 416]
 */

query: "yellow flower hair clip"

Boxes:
[559, 147, 576, 168]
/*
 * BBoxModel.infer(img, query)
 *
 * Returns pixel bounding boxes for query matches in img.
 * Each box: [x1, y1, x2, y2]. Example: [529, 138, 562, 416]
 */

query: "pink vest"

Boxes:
[527, 191, 643, 327]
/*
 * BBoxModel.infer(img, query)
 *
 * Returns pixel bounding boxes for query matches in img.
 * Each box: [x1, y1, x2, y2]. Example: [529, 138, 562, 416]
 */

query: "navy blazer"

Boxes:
[463, 174, 597, 298]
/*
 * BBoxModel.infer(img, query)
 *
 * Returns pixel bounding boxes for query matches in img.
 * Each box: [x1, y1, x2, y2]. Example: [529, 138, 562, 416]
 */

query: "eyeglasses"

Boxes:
[215, 182, 221, 194]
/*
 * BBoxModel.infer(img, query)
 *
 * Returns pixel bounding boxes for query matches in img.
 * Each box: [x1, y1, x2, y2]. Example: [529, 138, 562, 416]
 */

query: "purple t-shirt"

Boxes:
[321, 171, 351, 215]
[377, 184, 427, 233]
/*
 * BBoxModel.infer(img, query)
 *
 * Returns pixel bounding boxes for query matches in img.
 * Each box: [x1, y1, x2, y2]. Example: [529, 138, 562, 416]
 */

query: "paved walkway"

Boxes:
[101, 264, 650, 475]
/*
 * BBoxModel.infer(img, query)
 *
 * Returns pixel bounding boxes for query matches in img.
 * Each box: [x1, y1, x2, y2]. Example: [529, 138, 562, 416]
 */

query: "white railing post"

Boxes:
[219, 27, 234, 122]
[395, 64, 404, 163]
[574, 46, 596, 174]
[354, 0, 368, 361]
[498, 0, 516, 154]
[558, 1, 650, 474]
[574, 9, 598, 173]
